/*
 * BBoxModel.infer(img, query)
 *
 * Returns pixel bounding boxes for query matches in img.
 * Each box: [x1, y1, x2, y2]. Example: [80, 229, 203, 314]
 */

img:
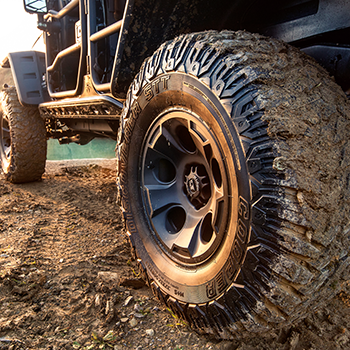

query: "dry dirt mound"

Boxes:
[0, 160, 349, 349]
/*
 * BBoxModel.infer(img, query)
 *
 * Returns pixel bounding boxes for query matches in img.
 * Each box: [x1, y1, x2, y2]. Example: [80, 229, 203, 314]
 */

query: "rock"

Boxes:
[105, 299, 114, 315]
[216, 340, 240, 350]
[97, 271, 120, 284]
[290, 332, 300, 350]
[95, 294, 101, 307]
[129, 317, 138, 328]
[145, 329, 154, 337]
[103, 330, 115, 342]
[120, 277, 145, 289]
[123, 295, 134, 307]
[0, 337, 12, 343]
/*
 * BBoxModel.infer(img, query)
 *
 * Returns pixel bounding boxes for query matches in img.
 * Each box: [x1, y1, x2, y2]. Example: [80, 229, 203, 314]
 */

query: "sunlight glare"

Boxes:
[0, 1, 45, 60]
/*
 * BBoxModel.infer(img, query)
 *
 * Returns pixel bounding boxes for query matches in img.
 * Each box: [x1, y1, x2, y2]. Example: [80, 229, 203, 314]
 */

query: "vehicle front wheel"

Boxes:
[0, 86, 47, 183]
[116, 31, 350, 338]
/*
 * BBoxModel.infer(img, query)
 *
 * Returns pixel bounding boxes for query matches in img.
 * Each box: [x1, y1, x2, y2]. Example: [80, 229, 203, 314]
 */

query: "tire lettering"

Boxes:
[144, 260, 180, 295]
[225, 254, 237, 281]
[130, 101, 141, 118]
[126, 219, 137, 233]
[144, 76, 170, 101]
[206, 279, 217, 299]
[237, 219, 247, 243]
[158, 278, 171, 291]
[239, 196, 249, 220]
[216, 271, 227, 294]
[144, 85, 154, 101]
[233, 241, 243, 263]
[161, 76, 170, 89]
[152, 78, 160, 94]
[175, 289, 184, 297]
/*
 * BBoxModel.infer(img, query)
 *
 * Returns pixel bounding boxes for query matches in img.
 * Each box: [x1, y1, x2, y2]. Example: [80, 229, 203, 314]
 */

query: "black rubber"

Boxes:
[116, 31, 350, 338]
[0, 86, 47, 183]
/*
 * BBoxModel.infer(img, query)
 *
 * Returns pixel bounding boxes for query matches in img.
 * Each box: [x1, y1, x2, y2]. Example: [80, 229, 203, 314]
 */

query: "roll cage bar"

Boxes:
[26, 0, 133, 99]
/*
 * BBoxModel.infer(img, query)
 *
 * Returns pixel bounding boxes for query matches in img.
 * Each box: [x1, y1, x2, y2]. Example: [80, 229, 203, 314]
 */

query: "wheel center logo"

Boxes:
[188, 178, 198, 194]
[185, 172, 200, 198]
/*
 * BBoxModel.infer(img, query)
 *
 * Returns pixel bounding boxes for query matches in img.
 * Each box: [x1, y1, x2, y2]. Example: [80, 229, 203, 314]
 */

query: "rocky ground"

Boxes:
[0, 159, 349, 350]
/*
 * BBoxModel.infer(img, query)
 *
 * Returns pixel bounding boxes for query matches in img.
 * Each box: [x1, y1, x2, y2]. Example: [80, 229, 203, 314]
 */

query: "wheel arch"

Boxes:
[115, 0, 350, 96]
[114, 0, 255, 96]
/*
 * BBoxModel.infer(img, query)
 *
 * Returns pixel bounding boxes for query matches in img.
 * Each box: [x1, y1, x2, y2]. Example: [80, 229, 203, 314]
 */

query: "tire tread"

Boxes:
[116, 30, 350, 338]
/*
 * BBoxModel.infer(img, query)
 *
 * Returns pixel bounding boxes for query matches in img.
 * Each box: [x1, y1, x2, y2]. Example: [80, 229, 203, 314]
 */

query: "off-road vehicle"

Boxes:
[1, 0, 350, 338]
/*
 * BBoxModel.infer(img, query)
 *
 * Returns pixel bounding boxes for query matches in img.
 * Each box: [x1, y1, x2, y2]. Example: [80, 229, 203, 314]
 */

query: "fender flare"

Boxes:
[7, 51, 49, 106]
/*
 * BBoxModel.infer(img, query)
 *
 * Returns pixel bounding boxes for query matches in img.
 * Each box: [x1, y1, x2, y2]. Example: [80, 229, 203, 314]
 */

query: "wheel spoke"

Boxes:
[146, 120, 190, 157]
[212, 181, 224, 203]
[151, 209, 173, 245]
[152, 138, 185, 165]
[171, 214, 203, 258]
[171, 212, 216, 259]
[144, 181, 181, 217]
[143, 148, 177, 186]
[151, 205, 185, 247]
[161, 125, 189, 153]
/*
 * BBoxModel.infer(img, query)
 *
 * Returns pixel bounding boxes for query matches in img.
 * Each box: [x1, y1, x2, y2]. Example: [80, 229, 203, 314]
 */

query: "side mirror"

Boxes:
[23, 0, 48, 14]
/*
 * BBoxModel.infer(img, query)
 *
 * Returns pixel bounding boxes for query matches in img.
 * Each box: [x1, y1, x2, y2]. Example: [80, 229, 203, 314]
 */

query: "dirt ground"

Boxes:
[0, 159, 349, 350]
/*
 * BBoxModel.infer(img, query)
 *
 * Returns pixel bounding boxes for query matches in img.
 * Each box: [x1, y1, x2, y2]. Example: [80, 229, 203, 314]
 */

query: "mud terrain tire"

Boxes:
[116, 31, 350, 338]
[0, 86, 47, 183]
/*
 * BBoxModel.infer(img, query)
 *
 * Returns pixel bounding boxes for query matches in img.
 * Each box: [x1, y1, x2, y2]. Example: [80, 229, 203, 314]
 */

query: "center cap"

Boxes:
[185, 172, 200, 198]
[185, 166, 203, 200]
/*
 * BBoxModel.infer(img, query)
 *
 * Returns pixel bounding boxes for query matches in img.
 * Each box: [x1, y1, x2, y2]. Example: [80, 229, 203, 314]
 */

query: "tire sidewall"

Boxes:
[123, 72, 252, 304]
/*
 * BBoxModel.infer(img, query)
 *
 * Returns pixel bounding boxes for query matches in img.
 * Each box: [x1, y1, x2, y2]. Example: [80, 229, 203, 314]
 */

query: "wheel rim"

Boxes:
[0, 113, 11, 164]
[141, 108, 230, 265]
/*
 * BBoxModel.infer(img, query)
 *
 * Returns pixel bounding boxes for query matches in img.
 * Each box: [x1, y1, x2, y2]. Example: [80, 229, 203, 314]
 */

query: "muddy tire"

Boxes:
[116, 31, 350, 338]
[0, 86, 47, 183]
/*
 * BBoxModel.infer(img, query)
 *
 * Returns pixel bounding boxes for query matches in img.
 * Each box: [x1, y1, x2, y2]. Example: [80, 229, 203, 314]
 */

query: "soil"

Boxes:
[0, 159, 349, 350]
